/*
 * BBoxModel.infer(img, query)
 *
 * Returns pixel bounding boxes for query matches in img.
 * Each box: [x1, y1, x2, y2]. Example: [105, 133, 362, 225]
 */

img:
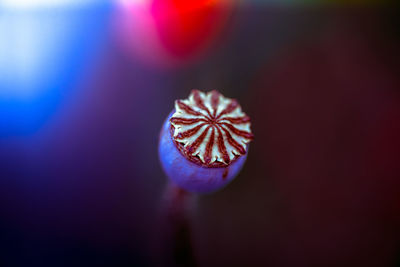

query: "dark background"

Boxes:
[1, 2, 399, 266]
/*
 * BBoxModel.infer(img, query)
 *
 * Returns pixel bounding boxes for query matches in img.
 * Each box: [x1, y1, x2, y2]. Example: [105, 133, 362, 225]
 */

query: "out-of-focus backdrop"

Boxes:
[1, 0, 399, 266]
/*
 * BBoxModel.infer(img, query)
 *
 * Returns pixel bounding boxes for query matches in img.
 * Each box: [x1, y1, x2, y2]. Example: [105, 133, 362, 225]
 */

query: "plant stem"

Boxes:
[160, 183, 197, 267]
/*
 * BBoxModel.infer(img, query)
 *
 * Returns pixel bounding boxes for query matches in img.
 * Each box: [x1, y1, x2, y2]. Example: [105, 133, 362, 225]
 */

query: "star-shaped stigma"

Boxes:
[170, 90, 254, 167]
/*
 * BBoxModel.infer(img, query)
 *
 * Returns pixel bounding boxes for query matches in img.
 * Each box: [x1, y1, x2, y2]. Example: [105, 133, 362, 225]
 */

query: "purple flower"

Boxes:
[159, 90, 253, 193]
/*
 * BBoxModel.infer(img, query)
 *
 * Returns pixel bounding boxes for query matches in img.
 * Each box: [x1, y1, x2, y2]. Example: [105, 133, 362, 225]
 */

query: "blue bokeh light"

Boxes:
[0, 2, 111, 136]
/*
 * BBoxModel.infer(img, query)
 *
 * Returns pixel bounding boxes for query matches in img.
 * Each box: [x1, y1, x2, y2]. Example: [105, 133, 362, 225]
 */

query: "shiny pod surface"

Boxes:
[159, 111, 248, 193]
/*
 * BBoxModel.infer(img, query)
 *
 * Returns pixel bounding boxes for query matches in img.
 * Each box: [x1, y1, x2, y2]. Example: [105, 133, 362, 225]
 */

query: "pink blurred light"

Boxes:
[114, 0, 233, 68]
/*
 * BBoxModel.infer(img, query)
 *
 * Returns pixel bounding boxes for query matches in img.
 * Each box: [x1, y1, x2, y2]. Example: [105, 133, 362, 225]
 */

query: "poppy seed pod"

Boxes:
[159, 90, 254, 193]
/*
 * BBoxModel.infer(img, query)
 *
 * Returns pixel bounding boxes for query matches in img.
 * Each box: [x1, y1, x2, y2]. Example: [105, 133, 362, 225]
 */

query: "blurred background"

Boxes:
[0, 0, 399, 266]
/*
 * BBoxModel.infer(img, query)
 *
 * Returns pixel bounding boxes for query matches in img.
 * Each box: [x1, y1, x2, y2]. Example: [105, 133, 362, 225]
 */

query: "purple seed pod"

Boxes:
[159, 90, 254, 193]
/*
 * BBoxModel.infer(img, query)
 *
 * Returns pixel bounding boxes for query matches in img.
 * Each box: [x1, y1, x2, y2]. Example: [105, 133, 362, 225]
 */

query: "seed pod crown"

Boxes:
[170, 90, 254, 167]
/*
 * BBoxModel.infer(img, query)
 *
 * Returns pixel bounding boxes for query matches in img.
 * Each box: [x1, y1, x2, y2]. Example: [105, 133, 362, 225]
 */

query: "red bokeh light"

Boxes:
[151, 0, 229, 58]
[115, 0, 233, 68]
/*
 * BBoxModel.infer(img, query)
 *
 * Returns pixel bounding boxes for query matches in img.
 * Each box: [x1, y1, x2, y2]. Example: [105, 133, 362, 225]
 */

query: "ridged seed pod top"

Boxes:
[170, 90, 254, 168]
